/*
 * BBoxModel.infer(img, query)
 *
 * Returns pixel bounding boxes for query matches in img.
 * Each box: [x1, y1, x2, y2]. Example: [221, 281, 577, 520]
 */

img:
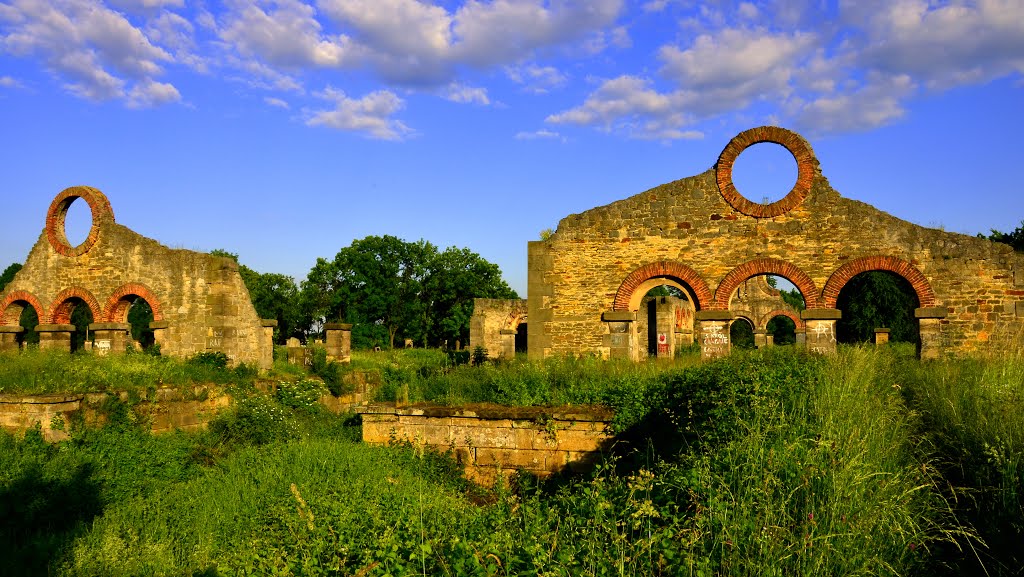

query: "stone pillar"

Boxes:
[324, 323, 353, 364]
[915, 307, 948, 360]
[150, 321, 170, 355]
[89, 322, 131, 355]
[0, 326, 24, 352]
[260, 320, 278, 370]
[766, 334, 774, 347]
[602, 311, 638, 361]
[753, 329, 767, 349]
[795, 329, 806, 348]
[499, 329, 517, 359]
[696, 310, 732, 360]
[653, 298, 676, 358]
[802, 309, 841, 355]
[874, 328, 890, 346]
[36, 324, 75, 352]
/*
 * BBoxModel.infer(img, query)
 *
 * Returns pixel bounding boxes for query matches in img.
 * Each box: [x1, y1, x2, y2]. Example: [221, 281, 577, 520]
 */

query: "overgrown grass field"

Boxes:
[1, 345, 1022, 576]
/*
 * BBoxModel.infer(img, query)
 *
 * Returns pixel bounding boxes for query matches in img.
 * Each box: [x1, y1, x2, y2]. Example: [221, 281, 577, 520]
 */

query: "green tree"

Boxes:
[981, 220, 1024, 252]
[0, 263, 22, 292]
[423, 246, 518, 347]
[300, 236, 517, 350]
[300, 236, 434, 349]
[211, 250, 301, 344]
[835, 271, 919, 344]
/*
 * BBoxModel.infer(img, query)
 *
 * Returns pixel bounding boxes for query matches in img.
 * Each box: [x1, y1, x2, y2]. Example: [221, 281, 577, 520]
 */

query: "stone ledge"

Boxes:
[357, 402, 613, 422]
[149, 321, 171, 330]
[89, 322, 130, 331]
[261, 319, 279, 328]
[601, 311, 636, 322]
[324, 323, 353, 330]
[0, 326, 24, 334]
[35, 324, 76, 332]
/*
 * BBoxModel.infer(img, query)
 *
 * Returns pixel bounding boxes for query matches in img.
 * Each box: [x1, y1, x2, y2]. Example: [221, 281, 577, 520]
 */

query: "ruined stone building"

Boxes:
[0, 187, 276, 368]
[527, 126, 1024, 360]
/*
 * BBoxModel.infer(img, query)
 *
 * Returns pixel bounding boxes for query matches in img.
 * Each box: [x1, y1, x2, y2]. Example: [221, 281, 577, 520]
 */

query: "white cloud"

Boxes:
[795, 73, 915, 134]
[444, 83, 489, 105]
[737, 2, 758, 19]
[107, 0, 185, 10]
[306, 87, 412, 140]
[515, 129, 562, 140]
[642, 0, 669, 13]
[0, 0, 179, 104]
[506, 64, 567, 94]
[220, 0, 351, 68]
[127, 79, 181, 107]
[841, 0, 1024, 88]
[546, 75, 701, 140]
[264, 96, 290, 108]
[0, 75, 22, 88]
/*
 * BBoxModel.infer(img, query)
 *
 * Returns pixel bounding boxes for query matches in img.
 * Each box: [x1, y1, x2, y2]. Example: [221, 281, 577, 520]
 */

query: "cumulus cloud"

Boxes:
[444, 83, 489, 105]
[546, 75, 702, 140]
[795, 73, 916, 134]
[0, 0, 180, 104]
[506, 64, 568, 94]
[306, 87, 413, 140]
[220, 0, 351, 68]
[0, 75, 23, 88]
[841, 0, 1024, 88]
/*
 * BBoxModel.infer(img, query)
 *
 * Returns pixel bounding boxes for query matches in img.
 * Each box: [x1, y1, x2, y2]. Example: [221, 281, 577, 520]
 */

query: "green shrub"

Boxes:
[187, 351, 230, 370]
[275, 379, 328, 412]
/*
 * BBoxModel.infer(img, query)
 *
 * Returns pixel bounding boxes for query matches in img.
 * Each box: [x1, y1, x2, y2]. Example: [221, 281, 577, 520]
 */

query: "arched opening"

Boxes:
[766, 314, 797, 345]
[18, 306, 39, 347]
[835, 271, 920, 345]
[66, 298, 95, 352]
[730, 317, 755, 349]
[514, 322, 528, 353]
[127, 297, 156, 350]
[727, 273, 806, 340]
[636, 284, 694, 358]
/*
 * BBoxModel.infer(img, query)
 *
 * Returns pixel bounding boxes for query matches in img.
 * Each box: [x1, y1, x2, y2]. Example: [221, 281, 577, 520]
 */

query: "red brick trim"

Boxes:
[45, 187, 115, 257]
[822, 256, 935, 308]
[613, 261, 713, 311]
[47, 286, 103, 324]
[759, 309, 805, 330]
[104, 283, 164, 323]
[0, 290, 45, 326]
[713, 258, 821, 310]
[716, 126, 817, 218]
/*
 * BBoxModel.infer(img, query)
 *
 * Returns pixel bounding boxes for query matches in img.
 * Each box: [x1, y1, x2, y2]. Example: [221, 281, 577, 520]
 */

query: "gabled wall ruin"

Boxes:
[528, 126, 1024, 360]
[0, 187, 275, 368]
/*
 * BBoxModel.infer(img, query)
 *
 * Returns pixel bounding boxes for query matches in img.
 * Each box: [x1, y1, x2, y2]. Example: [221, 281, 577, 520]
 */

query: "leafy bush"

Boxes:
[275, 379, 328, 412]
[187, 350, 230, 370]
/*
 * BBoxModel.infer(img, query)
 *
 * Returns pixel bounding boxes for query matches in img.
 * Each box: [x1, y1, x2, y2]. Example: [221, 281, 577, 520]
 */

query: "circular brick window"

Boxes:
[46, 188, 113, 257]
[716, 126, 816, 218]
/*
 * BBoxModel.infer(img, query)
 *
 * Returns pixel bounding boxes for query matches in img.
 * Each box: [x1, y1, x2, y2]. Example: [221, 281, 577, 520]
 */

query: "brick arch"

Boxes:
[48, 287, 103, 324]
[759, 309, 805, 331]
[0, 290, 45, 326]
[713, 258, 821, 310]
[821, 256, 935, 309]
[46, 186, 116, 257]
[613, 261, 713, 311]
[716, 126, 818, 218]
[104, 283, 165, 323]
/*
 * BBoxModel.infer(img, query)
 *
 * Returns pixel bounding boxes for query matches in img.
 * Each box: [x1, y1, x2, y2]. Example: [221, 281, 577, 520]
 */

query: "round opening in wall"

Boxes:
[45, 187, 114, 257]
[63, 197, 93, 248]
[731, 142, 798, 205]
[716, 126, 817, 218]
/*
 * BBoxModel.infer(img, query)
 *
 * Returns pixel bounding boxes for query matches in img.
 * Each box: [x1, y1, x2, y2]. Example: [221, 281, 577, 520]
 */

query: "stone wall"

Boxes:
[360, 403, 613, 485]
[0, 386, 232, 442]
[0, 187, 274, 367]
[469, 298, 528, 359]
[528, 126, 1024, 360]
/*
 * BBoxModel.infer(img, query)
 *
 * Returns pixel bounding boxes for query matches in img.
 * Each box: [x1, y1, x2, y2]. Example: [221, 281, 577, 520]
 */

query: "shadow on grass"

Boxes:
[0, 461, 103, 576]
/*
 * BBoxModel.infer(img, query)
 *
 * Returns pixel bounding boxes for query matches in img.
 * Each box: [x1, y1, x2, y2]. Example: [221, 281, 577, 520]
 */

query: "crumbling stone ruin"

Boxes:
[527, 126, 1024, 361]
[0, 187, 277, 368]
[469, 298, 528, 360]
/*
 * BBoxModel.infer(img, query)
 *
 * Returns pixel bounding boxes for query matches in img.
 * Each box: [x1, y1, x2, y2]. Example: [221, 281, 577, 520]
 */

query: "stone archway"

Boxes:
[713, 258, 821, 310]
[104, 282, 165, 323]
[821, 255, 935, 308]
[613, 261, 713, 312]
[0, 290, 45, 351]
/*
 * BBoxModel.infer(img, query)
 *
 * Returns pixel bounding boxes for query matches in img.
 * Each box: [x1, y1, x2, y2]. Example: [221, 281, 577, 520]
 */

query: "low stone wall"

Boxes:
[359, 403, 614, 485]
[0, 386, 232, 442]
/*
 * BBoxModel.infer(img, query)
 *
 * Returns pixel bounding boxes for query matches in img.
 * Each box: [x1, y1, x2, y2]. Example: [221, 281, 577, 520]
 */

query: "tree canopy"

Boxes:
[301, 236, 516, 349]
[981, 220, 1024, 252]
[836, 271, 919, 344]
[0, 263, 22, 292]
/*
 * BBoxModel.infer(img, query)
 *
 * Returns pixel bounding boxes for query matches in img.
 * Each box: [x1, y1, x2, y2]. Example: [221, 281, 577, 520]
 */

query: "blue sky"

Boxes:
[1, 0, 1022, 296]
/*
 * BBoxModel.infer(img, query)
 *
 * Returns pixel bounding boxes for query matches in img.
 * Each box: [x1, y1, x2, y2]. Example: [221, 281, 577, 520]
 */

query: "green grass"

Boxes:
[2, 345, 1022, 576]
[0, 348, 260, 395]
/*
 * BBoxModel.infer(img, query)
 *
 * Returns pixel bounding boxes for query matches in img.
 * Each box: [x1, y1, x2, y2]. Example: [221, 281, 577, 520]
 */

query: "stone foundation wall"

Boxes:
[359, 403, 613, 485]
[469, 298, 528, 359]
